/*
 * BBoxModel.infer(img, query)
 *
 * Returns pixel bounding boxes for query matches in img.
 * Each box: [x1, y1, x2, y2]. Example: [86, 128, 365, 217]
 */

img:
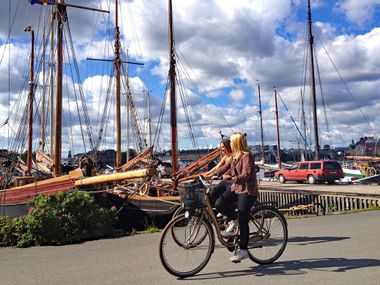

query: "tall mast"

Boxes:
[147, 90, 152, 147]
[114, 0, 122, 169]
[53, 0, 65, 175]
[41, 13, 46, 152]
[26, 0, 109, 173]
[126, 92, 130, 162]
[49, 7, 55, 158]
[26, 27, 34, 175]
[125, 50, 130, 163]
[301, 89, 307, 160]
[307, 0, 320, 160]
[274, 88, 281, 168]
[257, 82, 265, 162]
[168, 0, 178, 174]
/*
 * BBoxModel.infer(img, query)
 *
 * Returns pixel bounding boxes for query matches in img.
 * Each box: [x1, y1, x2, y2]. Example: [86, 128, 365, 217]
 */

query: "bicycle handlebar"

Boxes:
[199, 174, 220, 189]
[198, 175, 210, 187]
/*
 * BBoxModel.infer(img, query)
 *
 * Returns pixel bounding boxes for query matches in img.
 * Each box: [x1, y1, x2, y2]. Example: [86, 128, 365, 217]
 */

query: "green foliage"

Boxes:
[0, 190, 118, 247]
[328, 203, 337, 212]
[0, 215, 35, 247]
[145, 226, 159, 233]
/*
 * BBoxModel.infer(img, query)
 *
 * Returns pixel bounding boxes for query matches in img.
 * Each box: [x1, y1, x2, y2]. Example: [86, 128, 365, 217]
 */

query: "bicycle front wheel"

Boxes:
[247, 205, 288, 264]
[159, 213, 215, 278]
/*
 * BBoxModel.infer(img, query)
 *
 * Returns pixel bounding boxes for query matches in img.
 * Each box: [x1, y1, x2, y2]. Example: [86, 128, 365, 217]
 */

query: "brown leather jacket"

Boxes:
[217, 152, 258, 197]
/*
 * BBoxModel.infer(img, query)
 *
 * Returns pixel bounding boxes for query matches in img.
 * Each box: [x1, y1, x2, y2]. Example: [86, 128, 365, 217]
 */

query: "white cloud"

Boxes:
[1, 0, 380, 153]
[229, 89, 245, 101]
[337, 0, 380, 26]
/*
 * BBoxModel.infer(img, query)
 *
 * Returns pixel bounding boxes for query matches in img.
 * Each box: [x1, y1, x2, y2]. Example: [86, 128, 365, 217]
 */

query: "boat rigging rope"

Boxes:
[65, 17, 96, 153]
[125, 2, 144, 62]
[63, 32, 87, 154]
[277, 92, 311, 151]
[62, 45, 84, 155]
[299, 27, 310, 139]
[317, 35, 377, 137]
[176, 67, 198, 149]
[94, 67, 115, 152]
[114, 184, 181, 206]
[152, 78, 169, 149]
[314, 49, 333, 147]
[124, 1, 152, 145]
[176, 48, 235, 135]
[0, 0, 21, 68]
[65, 75, 76, 155]
[120, 62, 148, 151]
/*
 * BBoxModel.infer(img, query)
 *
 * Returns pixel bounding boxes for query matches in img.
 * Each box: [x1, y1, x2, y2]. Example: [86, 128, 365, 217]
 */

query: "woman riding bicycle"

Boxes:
[204, 138, 232, 204]
[204, 138, 232, 179]
[212, 132, 258, 262]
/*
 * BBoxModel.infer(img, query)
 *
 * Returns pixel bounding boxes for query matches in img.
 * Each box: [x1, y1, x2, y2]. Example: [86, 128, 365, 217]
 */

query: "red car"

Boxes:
[274, 160, 344, 184]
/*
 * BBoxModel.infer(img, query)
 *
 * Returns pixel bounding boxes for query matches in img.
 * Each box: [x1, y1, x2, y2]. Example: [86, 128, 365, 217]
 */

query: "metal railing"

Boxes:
[259, 189, 380, 216]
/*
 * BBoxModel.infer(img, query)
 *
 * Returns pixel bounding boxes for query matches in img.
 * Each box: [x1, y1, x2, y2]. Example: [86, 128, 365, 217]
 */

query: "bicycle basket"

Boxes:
[178, 182, 205, 210]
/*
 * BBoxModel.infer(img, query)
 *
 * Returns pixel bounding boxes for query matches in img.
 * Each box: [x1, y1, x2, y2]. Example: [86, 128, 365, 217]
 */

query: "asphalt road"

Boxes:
[1, 210, 380, 285]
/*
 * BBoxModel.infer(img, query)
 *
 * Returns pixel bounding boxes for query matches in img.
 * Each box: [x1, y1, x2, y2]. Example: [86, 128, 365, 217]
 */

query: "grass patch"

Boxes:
[135, 226, 160, 234]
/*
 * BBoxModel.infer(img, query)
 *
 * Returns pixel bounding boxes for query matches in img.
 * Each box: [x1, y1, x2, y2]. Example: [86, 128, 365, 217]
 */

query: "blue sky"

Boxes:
[0, 0, 380, 157]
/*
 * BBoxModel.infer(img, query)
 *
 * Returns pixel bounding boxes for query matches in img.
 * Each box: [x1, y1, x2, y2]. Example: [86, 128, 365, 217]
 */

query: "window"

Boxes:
[324, 161, 341, 170]
[310, 162, 321, 170]
[290, 164, 298, 170]
[299, 163, 309, 170]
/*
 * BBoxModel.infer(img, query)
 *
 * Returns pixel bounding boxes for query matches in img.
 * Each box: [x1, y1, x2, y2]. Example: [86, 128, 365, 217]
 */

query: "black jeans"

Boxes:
[208, 180, 231, 206]
[213, 182, 257, 249]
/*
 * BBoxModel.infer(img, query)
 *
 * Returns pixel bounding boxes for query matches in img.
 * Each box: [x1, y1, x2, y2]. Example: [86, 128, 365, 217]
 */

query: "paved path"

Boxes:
[1, 210, 380, 285]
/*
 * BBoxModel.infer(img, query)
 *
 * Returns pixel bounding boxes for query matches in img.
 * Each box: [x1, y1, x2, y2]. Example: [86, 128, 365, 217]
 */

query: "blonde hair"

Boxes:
[230, 132, 249, 159]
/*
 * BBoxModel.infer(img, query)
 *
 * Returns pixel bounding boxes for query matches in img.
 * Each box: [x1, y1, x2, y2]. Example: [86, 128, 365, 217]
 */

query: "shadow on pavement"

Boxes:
[288, 235, 351, 246]
[185, 257, 380, 280]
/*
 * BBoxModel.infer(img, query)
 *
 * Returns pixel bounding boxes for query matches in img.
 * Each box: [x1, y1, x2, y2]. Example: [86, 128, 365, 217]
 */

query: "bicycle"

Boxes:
[159, 176, 288, 278]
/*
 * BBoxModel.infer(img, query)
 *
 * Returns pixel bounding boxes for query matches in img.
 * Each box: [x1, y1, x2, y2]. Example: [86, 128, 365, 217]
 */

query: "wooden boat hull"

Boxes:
[0, 169, 83, 206]
[124, 195, 180, 216]
[104, 192, 180, 231]
[0, 168, 153, 209]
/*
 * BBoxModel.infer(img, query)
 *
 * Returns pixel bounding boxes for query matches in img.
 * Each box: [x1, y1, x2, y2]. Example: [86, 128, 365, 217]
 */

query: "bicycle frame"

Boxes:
[160, 180, 289, 277]
[188, 193, 236, 249]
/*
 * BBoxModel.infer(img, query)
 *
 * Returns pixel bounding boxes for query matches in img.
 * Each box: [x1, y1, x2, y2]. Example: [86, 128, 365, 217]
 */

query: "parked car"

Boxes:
[157, 161, 173, 178]
[274, 160, 344, 184]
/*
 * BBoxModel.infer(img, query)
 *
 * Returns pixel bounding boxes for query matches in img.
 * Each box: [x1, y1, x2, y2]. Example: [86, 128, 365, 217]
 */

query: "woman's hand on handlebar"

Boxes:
[222, 174, 232, 180]
[203, 172, 211, 180]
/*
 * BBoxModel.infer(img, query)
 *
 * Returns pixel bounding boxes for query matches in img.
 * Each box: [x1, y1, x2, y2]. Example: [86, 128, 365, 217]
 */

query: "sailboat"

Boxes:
[257, 0, 334, 184]
[0, 1, 223, 229]
[342, 137, 380, 182]
[100, 0, 221, 227]
[0, 0, 155, 218]
[254, 84, 282, 181]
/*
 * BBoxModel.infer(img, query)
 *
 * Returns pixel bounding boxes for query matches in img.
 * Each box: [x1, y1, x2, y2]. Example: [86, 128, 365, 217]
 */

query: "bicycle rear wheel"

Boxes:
[247, 205, 288, 264]
[159, 213, 215, 278]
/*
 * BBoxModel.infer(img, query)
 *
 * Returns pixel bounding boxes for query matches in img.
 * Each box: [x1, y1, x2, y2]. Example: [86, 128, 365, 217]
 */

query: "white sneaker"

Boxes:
[230, 249, 249, 262]
[216, 212, 223, 218]
[221, 219, 238, 237]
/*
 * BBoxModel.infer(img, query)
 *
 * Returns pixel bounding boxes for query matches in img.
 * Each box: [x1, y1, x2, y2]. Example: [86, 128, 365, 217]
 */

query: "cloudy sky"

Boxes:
[0, 0, 380, 158]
